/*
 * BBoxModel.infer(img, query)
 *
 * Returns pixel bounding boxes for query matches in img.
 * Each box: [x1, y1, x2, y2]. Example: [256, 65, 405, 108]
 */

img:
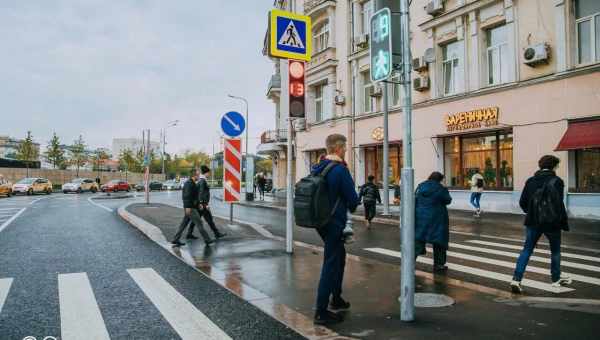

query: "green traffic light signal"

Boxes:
[370, 8, 392, 82]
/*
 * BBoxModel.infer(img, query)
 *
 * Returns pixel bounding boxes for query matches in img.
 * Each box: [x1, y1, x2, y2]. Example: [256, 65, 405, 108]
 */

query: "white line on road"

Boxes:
[365, 247, 574, 293]
[128, 268, 232, 340]
[449, 242, 600, 273]
[428, 247, 600, 286]
[0, 278, 13, 314]
[466, 240, 600, 262]
[87, 197, 114, 212]
[0, 208, 26, 234]
[58, 272, 110, 340]
[29, 196, 50, 205]
[0, 208, 21, 211]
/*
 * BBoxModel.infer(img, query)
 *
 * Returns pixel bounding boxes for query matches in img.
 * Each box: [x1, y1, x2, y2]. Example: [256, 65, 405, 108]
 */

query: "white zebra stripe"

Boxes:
[466, 240, 600, 263]
[0, 278, 13, 314]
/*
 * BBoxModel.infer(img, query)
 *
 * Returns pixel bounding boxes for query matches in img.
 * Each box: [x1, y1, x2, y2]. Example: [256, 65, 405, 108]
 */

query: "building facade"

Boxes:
[260, 0, 600, 218]
[0, 135, 41, 160]
[112, 138, 161, 160]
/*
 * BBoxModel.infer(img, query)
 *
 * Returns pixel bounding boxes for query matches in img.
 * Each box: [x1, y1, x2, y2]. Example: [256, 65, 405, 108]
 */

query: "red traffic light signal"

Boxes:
[289, 60, 305, 118]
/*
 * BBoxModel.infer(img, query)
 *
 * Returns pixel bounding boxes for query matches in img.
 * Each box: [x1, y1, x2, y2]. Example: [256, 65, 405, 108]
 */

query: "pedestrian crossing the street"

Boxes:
[0, 268, 233, 340]
[365, 238, 600, 295]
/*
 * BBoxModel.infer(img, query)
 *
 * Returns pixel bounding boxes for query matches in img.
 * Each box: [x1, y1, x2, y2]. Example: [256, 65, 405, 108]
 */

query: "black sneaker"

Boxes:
[314, 310, 343, 325]
[186, 235, 199, 240]
[205, 239, 215, 246]
[215, 232, 227, 239]
[434, 265, 448, 272]
[330, 297, 351, 310]
[171, 241, 185, 247]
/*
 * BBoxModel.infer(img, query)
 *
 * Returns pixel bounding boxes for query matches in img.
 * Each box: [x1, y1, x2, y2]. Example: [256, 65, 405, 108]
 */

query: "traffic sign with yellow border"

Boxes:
[269, 9, 312, 62]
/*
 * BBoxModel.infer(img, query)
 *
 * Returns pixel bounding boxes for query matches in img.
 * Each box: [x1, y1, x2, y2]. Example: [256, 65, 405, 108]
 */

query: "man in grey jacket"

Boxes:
[191, 165, 226, 239]
[172, 169, 214, 247]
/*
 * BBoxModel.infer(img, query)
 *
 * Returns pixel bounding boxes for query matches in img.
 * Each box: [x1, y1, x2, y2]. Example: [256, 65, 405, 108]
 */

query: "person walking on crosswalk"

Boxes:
[470, 171, 484, 217]
[414, 171, 452, 272]
[358, 175, 381, 228]
[194, 165, 227, 239]
[511, 155, 572, 293]
[172, 169, 213, 247]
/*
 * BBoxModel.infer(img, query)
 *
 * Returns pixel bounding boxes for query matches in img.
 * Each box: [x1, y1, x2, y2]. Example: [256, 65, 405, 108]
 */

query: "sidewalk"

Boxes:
[120, 202, 598, 340]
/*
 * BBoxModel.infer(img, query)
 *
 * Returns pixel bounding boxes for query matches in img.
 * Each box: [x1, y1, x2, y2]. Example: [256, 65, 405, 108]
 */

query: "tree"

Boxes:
[16, 131, 39, 176]
[69, 135, 88, 177]
[92, 148, 111, 172]
[256, 157, 273, 175]
[183, 150, 211, 169]
[44, 132, 65, 169]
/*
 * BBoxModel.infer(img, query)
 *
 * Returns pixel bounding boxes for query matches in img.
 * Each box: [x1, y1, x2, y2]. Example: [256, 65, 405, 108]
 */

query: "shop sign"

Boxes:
[446, 107, 499, 132]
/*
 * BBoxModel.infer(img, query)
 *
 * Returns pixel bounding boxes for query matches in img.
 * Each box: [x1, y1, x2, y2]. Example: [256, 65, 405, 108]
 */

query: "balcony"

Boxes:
[304, 0, 336, 16]
[266, 74, 281, 99]
[257, 129, 288, 155]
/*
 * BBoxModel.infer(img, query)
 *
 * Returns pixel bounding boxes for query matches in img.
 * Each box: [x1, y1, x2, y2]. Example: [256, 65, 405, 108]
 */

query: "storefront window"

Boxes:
[576, 149, 600, 192]
[307, 149, 327, 168]
[443, 130, 513, 190]
[364, 144, 402, 187]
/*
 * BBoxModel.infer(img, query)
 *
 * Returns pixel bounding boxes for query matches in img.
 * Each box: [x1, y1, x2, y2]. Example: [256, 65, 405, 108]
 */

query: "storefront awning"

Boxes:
[555, 120, 600, 151]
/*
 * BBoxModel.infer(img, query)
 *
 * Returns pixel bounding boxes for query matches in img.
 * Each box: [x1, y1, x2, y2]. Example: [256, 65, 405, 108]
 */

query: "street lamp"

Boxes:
[227, 94, 253, 201]
[161, 120, 179, 179]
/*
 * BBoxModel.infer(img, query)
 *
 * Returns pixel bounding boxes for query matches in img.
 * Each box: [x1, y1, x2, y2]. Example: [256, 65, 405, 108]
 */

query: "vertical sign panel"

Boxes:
[223, 139, 242, 203]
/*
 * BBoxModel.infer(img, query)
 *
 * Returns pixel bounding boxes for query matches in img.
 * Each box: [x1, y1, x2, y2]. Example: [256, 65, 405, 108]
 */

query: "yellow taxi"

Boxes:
[12, 177, 53, 195]
[0, 175, 13, 197]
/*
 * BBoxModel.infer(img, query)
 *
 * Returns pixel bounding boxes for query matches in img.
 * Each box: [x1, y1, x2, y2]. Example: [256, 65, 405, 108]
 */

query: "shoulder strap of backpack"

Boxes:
[319, 161, 339, 178]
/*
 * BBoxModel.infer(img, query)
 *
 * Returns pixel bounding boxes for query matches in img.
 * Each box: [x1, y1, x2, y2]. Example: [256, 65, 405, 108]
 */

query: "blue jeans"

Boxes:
[470, 192, 482, 210]
[316, 224, 346, 313]
[513, 227, 562, 282]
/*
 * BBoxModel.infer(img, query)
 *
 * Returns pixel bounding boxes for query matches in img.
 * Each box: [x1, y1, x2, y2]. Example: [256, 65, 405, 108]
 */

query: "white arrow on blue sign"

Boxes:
[221, 111, 246, 137]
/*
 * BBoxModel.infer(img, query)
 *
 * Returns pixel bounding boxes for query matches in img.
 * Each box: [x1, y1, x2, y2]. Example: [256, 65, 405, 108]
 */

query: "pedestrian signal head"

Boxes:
[289, 60, 306, 118]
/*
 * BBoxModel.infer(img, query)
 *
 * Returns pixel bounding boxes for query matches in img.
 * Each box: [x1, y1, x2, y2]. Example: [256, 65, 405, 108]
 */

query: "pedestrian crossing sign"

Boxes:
[269, 9, 312, 62]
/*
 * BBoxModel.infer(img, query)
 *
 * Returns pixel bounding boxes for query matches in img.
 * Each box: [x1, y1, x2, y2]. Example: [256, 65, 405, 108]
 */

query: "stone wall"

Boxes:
[0, 168, 164, 186]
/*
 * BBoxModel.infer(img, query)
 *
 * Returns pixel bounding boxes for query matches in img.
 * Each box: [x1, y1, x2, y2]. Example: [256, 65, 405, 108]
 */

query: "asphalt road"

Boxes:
[0, 193, 305, 340]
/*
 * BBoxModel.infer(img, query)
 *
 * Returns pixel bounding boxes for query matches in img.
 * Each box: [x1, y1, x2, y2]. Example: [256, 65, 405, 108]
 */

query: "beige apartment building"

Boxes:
[259, 0, 600, 218]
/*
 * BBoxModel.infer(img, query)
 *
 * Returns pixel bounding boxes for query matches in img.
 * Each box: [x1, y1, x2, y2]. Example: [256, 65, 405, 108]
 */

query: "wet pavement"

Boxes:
[122, 196, 600, 340]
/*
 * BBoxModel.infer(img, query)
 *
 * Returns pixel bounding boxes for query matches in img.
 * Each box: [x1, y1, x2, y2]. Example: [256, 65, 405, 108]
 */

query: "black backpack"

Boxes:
[294, 162, 340, 228]
[476, 178, 484, 188]
[363, 184, 378, 203]
[531, 177, 560, 226]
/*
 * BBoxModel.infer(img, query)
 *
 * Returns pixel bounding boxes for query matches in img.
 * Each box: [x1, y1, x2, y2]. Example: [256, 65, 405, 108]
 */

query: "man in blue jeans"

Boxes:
[511, 155, 571, 293]
[311, 134, 359, 325]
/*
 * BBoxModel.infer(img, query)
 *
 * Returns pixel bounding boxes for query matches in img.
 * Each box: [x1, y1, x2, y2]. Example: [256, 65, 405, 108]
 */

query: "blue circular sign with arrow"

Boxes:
[221, 111, 246, 137]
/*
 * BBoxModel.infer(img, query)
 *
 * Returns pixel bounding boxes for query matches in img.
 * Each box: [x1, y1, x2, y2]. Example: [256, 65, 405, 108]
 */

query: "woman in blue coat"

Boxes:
[415, 172, 452, 272]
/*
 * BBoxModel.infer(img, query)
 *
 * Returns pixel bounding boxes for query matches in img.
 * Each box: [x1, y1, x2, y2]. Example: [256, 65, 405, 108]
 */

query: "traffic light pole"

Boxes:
[285, 117, 294, 254]
[382, 82, 390, 216]
[399, 0, 415, 322]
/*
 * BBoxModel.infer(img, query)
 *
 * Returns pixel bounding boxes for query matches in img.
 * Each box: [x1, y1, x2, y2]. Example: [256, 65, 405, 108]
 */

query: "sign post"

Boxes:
[221, 112, 246, 220]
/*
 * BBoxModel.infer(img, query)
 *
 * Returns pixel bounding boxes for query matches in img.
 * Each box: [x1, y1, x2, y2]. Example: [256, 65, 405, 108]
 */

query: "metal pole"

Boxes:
[161, 128, 166, 179]
[382, 82, 390, 215]
[399, 0, 415, 322]
[145, 130, 150, 205]
[229, 203, 234, 222]
[285, 118, 294, 254]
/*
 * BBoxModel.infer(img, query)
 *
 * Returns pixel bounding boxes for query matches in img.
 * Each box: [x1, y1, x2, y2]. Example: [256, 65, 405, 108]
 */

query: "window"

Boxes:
[361, 0, 374, 35]
[308, 149, 327, 167]
[362, 72, 376, 113]
[486, 25, 509, 85]
[576, 148, 600, 192]
[314, 84, 324, 122]
[443, 130, 513, 189]
[576, 0, 600, 64]
[314, 22, 330, 54]
[442, 41, 463, 95]
[388, 73, 402, 107]
[364, 144, 403, 186]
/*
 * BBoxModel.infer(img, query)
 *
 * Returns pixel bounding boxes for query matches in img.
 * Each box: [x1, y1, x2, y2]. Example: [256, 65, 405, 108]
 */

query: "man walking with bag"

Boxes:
[194, 165, 226, 239]
[358, 175, 381, 228]
[511, 155, 571, 293]
[171, 169, 213, 247]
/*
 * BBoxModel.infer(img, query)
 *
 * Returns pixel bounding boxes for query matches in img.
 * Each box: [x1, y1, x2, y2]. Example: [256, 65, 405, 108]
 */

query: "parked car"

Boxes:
[12, 177, 53, 195]
[135, 181, 163, 192]
[62, 178, 99, 194]
[0, 175, 13, 197]
[162, 180, 182, 191]
[101, 180, 130, 193]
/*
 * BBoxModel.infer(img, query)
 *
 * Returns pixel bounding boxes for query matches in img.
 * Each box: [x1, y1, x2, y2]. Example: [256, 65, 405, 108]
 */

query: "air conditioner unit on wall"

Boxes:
[335, 94, 346, 105]
[413, 76, 430, 92]
[425, 0, 444, 16]
[355, 33, 369, 49]
[412, 56, 428, 72]
[370, 85, 383, 97]
[523, 43, 550, 66]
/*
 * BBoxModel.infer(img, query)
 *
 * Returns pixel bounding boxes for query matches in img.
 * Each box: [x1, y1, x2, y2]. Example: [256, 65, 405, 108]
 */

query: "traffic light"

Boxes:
[288, 60, 305, 118]
[370, 8, 393, 82]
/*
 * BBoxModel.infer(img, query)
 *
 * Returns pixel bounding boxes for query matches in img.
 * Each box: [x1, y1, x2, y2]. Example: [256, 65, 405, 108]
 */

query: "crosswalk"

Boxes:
[0, 197, 32, 233]
[0, 268, 233, 340]
[365, 238, 600, 295]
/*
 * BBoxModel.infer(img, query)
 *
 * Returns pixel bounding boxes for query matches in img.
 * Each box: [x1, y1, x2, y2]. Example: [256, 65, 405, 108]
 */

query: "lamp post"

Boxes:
[162, 120, 179, 180]
[227, 94, 253, 201]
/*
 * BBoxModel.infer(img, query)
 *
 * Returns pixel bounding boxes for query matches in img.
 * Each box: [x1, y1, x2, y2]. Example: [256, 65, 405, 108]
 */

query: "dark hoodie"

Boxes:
[519, 170, 569, 232]
[414, 180, 452, 247]
[311, 157, 359, 229]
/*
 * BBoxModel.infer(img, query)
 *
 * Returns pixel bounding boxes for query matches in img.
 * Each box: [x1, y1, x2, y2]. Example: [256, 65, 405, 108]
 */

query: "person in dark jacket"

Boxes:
[172, 170, 213, 247]
[190, 165, 226, 239]
[358, 175, 381, 228]
[511, 155, 571, 294]
[312, 134, 359, 326]
[414, 171, 452, 272]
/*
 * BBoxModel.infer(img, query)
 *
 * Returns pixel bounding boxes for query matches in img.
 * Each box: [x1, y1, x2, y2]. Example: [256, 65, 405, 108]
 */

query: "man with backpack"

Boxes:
[359, 175, 381, 228]
[510, 155, 571, 293]
[295, 134, 359, 325]
[470, 171, 484, 217]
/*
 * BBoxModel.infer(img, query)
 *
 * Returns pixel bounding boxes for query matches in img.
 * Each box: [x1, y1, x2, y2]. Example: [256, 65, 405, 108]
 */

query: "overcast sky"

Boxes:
[0, 1, 276, 155]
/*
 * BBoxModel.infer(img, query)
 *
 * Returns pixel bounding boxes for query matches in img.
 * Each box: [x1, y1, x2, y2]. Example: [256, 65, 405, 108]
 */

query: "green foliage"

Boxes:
[255, 158, 273, 175]
[44, 132, 65, 169]
[119, 149, 137, 173]
[92, 148, 111, 171]
[16, 131, 39, 168]
[69, 135, 88, 176]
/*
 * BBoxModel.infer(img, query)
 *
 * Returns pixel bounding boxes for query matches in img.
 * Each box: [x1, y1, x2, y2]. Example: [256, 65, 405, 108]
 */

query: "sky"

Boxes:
[0, 1, 276, 156]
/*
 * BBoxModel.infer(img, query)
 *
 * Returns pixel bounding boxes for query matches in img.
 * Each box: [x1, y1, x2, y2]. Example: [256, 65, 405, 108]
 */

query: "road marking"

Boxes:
[0, 208, 21, 211]
[58, 272, 110, 340]
[87, 197, 114, 212]
[466, 240, 600, 262]
[0, 278, 13, 314]
[429, 246, 600, 286]
[30, 196, 50, 204]
[128, 268, 232, 340]
[0, 208, 26, 234]
[365, 247, 574, 293]
[449, 242, 600, 273]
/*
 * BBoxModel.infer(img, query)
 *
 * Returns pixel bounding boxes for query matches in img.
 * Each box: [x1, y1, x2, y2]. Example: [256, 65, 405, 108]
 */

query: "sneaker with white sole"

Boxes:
[510, 280, 523, 294]
[552, 276, 573, 288]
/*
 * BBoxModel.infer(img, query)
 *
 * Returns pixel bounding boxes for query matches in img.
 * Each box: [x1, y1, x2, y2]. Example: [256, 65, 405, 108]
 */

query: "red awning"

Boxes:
[555, 120, 600, 151]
